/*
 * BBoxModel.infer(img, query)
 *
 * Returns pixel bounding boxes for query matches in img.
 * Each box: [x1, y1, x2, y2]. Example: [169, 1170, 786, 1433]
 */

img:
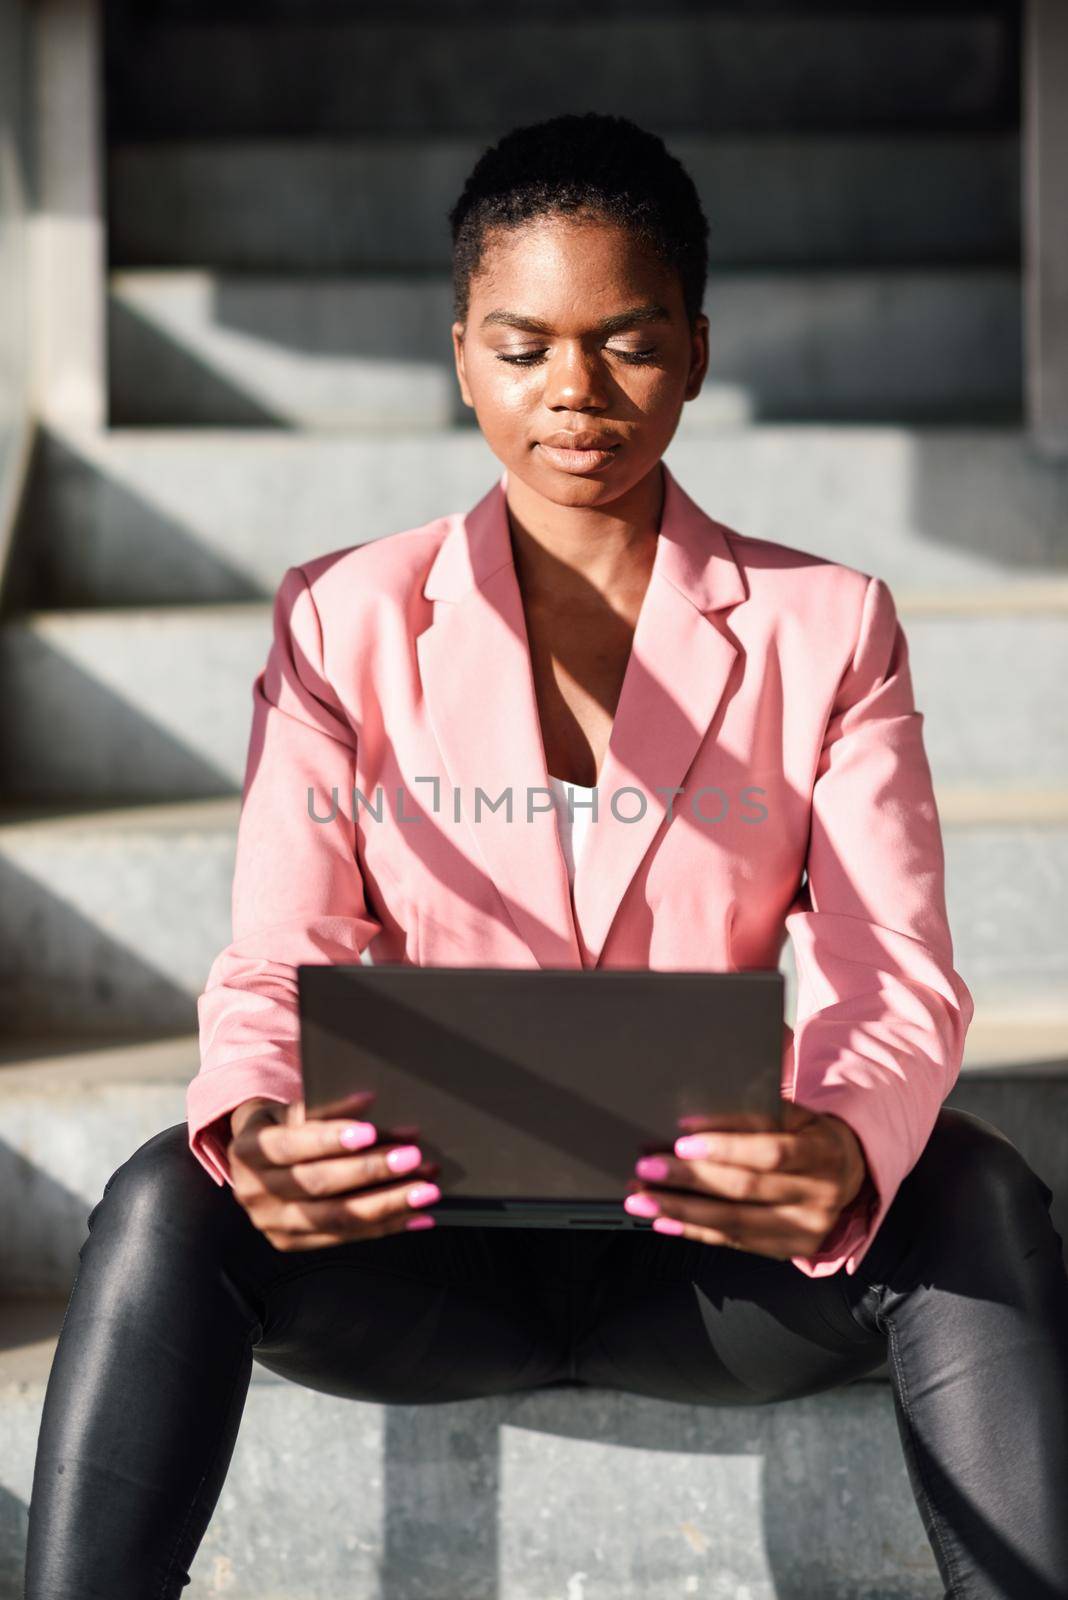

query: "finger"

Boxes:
[232, 1102, 288, 1137]
[630, 1155, 830, 1207]
[300, 1102, 423, 1147]
[781, 1100, 823, 1132]
[626, 1188, 832, 1256]
[636, 1110, 779, 1160]
[672, 1128, 808, 1174]
[239, 1112, 382, 1169]
[646, 1216, 786, 1259]
[259, 1146, 439, 1202]
[624, 1186, 773, 1253]
[307, 1088, 378, 1120]
[265, 1176, 442, 1236]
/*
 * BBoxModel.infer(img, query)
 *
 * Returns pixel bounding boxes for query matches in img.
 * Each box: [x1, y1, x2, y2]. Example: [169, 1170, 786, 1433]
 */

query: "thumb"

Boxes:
[302, 1087, 378, 1123]
[781, 1099, 822, 1133]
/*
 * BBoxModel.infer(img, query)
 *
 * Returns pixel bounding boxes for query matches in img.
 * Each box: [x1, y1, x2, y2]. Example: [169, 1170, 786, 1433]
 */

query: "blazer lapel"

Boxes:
[418, 477, 584, 969]
[570, 465, 748, 964]
[417, 462, 748, 971]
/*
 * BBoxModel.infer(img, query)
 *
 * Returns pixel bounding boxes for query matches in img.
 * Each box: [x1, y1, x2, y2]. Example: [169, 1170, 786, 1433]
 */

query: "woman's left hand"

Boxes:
[623, 1102, 873, 1261]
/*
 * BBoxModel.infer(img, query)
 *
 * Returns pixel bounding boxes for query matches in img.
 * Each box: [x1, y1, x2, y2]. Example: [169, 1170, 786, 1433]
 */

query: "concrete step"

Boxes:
[13, 426, 1067, 609]
[2, 1019, 1064, 1297]
[107, 267, 1023, 430]
[105, 9, 1017, 140]
[107, 134, 1019, 271]
[0, 603, 273, 801]
[1, 601, 1065, 801]
[0, 795, 1064, 1036]
[0, 1294, 941, 1600]
[0, 801, 237, 1038]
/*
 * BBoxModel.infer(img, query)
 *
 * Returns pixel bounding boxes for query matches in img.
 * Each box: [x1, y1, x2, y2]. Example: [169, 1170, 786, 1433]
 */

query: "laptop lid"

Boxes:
[298, 965, 785, 1230]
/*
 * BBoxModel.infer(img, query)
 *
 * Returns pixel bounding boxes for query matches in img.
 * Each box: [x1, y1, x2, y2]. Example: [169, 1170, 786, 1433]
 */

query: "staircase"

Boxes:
[2, 2, 1066, 1595]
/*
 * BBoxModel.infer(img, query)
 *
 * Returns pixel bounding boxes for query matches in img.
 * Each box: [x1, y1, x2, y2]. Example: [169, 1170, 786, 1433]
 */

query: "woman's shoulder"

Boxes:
[724, 523, 872, 592]
[718, 522, 883, 635]
[285, 511, 456, 620]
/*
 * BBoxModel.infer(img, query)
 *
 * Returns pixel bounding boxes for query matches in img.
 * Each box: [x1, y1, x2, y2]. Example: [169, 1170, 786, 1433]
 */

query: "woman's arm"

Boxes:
[188, 564, 383, 1186]
[783, 573, 975, 1278]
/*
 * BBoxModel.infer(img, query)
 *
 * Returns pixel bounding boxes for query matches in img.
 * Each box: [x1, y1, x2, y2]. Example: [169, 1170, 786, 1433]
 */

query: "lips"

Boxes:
[539, 432, 622, 451]
[536, 439, 621, 475]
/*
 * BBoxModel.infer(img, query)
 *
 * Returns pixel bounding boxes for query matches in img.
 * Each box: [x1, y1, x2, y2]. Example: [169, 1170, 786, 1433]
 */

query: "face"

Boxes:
[451, 213, 708, 511]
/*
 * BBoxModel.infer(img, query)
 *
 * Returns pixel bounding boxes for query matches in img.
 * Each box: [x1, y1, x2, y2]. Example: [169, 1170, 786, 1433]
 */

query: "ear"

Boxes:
[684, 312, 710, 401]
[451, 320, 474, 409]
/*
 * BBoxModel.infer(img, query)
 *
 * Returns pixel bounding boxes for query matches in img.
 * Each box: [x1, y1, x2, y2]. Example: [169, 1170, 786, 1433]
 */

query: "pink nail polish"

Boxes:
[406, 1182, 441, 1209]
[624, 1192, 660, 1218]
[406, 1215, 436, 1231]
[339, 1121, 377, 1151]
[635, 1155, 670, 1181]
[386, 1144, 422, 1174]
[653, 1217, 685, 1235]
[675, 1134, 708, 1159]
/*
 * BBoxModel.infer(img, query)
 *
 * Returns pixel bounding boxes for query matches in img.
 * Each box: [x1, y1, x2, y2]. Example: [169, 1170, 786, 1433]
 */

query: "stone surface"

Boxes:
[107, 268, 1022, 429]
[107, 135, 1019, 272]
[1, 602, 1064, 799]
[105, 10, 1015, 138]
[15, 426, 1067, 609]
[0, 1299, 938, 1600]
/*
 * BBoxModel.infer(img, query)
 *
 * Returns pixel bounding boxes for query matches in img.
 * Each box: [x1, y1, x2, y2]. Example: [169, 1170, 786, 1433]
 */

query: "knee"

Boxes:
[88, 1121, 241, 1256]
[909, 1107, 1056, 1262]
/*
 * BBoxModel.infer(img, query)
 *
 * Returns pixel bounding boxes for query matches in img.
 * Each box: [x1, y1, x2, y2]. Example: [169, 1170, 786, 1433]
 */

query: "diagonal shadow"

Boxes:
[0, 851, 213, 1036]
[107, 269, 1024, 430]
[108, 292, 284, 428]
[0, 621, 257, 802]
[6, 430, 262, 609]
[108, 276, 468, 430]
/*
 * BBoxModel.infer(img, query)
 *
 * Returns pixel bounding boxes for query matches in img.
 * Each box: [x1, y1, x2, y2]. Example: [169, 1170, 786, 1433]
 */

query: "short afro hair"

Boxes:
[447, 112, 709, 331]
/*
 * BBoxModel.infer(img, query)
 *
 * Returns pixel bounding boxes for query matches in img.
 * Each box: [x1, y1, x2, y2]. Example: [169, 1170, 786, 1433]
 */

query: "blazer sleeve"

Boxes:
[187, 564, 383, 1185]
[783, 573, 974, 1278]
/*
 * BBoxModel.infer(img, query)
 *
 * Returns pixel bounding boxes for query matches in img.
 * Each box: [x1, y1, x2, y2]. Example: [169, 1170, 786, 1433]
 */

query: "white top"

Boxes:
[548, 772, 597, 889]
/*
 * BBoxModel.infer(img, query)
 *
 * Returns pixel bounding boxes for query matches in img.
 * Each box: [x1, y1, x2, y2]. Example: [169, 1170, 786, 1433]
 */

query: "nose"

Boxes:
[543, 341, 611, 412]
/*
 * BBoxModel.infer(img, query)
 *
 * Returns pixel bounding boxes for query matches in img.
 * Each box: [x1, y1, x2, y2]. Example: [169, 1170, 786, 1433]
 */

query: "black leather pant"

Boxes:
[23, 1106, 1068, 1599]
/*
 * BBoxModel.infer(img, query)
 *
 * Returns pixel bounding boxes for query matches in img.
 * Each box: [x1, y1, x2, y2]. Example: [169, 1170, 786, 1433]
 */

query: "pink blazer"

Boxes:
[189, 460, 974, 1279]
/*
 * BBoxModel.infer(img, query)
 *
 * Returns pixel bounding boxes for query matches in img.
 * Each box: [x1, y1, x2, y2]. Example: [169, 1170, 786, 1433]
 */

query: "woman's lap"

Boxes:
[29, 1106, 1067, 1599]
[250, 1203, 889, 1409]
[252, 1223, 579, 1403]
[53, 1103, 1057, 1416]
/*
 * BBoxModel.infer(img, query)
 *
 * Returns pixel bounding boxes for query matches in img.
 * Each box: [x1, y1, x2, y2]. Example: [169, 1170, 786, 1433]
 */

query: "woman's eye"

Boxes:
[495, 348, 658, 367]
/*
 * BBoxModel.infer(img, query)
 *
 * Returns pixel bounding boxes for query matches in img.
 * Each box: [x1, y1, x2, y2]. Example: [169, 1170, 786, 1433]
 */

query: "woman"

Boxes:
[25, 112, 1068, 1599]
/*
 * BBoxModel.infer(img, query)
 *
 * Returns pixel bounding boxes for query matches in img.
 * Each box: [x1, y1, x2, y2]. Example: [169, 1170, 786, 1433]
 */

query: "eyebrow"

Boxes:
[479, 303, 672, 336]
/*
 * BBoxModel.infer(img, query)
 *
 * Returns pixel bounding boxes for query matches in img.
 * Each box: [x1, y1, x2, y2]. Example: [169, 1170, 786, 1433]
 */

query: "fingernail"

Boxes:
[635, 1155, 670, 1181]
[624, 1192, 660, 1218]
[339, 1121, 377, 1151]
[653, 1217, 685, 1235]
[406, 1182, 441, 1209]
[406, 1214, 436, 1231]
[675, 1134, 710, 1159]
[386, 1144, 422, 1174]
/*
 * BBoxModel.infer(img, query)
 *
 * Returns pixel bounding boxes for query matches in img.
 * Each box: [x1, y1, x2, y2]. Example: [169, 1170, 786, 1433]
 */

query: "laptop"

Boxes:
[298, 965, 785, 1229]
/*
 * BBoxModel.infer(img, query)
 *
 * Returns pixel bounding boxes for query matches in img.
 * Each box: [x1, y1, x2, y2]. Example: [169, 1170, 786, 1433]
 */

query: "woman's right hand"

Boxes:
[226, 1090, 442, 1251]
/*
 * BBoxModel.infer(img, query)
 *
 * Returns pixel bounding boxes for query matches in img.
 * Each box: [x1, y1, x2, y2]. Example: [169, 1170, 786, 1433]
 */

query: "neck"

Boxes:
[504, 460, 664, 610]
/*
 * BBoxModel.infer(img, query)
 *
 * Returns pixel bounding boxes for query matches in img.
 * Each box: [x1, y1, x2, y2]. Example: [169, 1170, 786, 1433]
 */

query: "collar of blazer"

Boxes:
[416, 460, 750, 970]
